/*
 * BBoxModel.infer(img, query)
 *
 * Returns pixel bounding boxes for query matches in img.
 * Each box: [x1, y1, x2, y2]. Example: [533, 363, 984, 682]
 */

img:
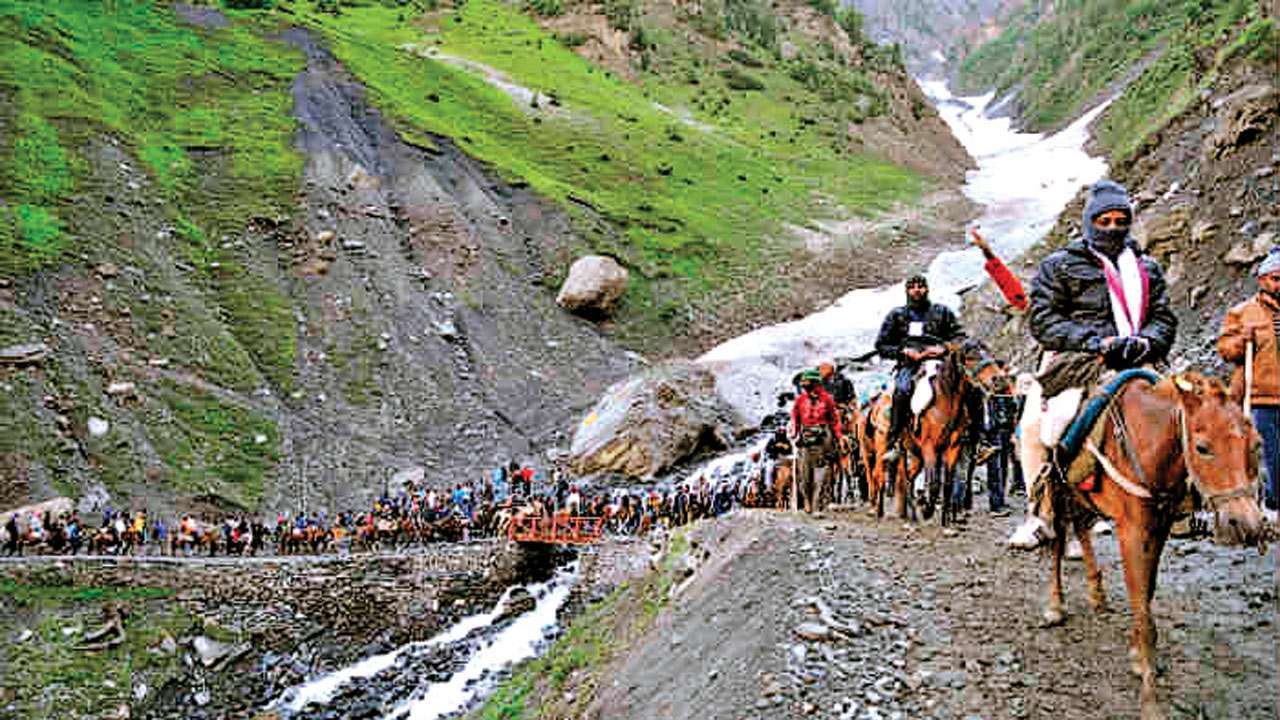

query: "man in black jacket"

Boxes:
[875, 274, 966, 463]
[1007, 180, 1178, 548]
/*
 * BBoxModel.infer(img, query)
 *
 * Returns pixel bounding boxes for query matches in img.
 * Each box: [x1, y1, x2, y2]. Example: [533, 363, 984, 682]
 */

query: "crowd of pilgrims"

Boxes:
[2, 459, 755, 558]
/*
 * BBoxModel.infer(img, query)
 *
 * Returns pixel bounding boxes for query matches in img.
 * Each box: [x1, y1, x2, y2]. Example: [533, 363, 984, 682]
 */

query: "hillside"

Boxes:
[958, 1, 1278, 371]
[0, 0, 972, 514]
[846, 0, 1027, 79]
[954, 0, 1271, 146]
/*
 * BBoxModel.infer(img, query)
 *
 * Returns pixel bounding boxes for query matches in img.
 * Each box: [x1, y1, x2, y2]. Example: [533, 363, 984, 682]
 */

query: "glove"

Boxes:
[1118, 336, 1150, 365]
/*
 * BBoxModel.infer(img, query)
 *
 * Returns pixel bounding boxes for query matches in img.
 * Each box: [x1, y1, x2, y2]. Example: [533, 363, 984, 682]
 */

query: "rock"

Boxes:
[341, 239, 366, 251]
[1207, 83, 1277, 158]
[315, 230, 336, 243]
[88, 417, 110, 437]
[105, 382, 136, 397]
[1191, 220, 1218, 245]
[1223, 233, 1275, 265]
[434, 320, 458, 340]
[95, 262, 120, 279]
[0, 342, 50, 366]
[780, 41, 799, 61]
[192, 636, 235, 668]
[794, 622, 833, 641]
[15, 629, 33, 643]
[555, 255, 628, 318]
[568, 360, 740, 478]
[1136, 204, 1190, 257]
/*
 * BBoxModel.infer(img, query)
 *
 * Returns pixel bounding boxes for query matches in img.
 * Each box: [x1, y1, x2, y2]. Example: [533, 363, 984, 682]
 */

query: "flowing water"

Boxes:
[270, 83, 1115, 719]
[699, 84, 1113, 424]
[271, 563, 578, 719]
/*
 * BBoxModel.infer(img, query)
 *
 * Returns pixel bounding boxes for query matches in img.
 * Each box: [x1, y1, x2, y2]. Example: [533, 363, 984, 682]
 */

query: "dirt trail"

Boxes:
[589, 509, 1275, 720]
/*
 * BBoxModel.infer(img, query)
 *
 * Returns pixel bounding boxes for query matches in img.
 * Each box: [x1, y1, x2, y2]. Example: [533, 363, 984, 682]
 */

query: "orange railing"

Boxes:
[508, 515, 605, 545]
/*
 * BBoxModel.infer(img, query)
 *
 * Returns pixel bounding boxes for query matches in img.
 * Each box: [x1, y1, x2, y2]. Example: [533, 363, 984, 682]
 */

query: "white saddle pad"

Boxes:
[910, 360, 941, 416]
[1040, 387, 1084, 447]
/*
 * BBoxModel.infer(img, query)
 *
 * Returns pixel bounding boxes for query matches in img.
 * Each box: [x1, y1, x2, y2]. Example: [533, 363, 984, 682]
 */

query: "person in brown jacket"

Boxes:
[1218, 248, 1280, 518]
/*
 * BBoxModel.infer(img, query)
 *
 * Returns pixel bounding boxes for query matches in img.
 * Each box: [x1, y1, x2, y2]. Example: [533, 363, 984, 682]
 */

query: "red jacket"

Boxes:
[791, 388, 842, 438]
[985, 256, 1028, 311]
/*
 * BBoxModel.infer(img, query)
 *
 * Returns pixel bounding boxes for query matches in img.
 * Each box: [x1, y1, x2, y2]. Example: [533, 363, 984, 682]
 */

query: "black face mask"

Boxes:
[1089, 228, 1128, 258]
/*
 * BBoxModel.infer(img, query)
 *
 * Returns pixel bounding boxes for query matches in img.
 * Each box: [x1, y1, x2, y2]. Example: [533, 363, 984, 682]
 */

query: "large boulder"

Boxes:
[569, 360, 741, 479]
[556, 255, 628, 318]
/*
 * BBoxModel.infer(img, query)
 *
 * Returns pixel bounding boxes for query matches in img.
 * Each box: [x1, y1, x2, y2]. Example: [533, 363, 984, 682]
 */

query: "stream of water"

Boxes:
[272, 82, 1115, 719]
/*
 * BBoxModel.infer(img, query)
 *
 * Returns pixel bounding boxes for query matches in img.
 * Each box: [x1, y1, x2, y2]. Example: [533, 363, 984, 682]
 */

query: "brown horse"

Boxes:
[772, 461, 794, 511]
[905, 339, 999, 525]
[861, 391, 895, 517]
[1042, 372, 1266, 720]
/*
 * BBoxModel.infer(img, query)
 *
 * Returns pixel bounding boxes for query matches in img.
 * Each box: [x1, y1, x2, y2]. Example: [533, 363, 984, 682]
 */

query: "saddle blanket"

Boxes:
[910, 360, 942, 416]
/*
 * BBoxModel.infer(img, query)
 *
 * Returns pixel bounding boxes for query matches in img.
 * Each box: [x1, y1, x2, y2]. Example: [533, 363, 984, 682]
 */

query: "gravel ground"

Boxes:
[588, 507, 1275, 720]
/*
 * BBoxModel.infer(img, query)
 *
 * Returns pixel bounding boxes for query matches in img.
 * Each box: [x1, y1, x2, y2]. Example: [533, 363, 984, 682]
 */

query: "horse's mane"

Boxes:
[1150, 371, 1231, 403]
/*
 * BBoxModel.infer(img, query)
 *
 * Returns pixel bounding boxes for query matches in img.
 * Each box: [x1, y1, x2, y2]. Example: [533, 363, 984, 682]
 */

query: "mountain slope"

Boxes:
[959, 1, 1278, 371]
[0, 0, 973, 513]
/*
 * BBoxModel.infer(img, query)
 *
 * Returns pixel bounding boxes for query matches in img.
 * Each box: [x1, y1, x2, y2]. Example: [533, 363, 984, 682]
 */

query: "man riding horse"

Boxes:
[1007, 180, 1178, 549]
[875, 274, 968, 465]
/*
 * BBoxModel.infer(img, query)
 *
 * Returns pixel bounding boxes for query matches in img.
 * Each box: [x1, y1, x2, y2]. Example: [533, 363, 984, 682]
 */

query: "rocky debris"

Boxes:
[1222, 232, 1275, 265]
[1206, 83, 1277, 158]
[555, 255, 629, 318]
[0, 342, 50, 366]
[568, 360, 742, 478]
[1136, 203, 1190, 258]
[105, 381, 137, 397]
[87, 417, 110, 437]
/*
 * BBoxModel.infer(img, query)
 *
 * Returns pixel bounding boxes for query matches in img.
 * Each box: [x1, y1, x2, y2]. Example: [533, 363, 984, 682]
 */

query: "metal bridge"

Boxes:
[507, 515, 605, 545]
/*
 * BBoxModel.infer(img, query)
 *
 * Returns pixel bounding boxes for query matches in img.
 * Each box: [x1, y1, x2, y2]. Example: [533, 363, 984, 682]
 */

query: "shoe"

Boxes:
[1091, 519, 1113, 535]
[1007, 515, 1055, 550]
[1264, 508, 1278, 525]
[1065, 537, 1083, 560]
[882, 446, 901, 464]
[991, 507, 1011, 518]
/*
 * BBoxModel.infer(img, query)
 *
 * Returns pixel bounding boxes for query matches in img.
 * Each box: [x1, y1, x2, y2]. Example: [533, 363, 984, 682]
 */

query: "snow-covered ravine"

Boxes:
[271, 563, 578, 719]
[698, 83, 1113, 424]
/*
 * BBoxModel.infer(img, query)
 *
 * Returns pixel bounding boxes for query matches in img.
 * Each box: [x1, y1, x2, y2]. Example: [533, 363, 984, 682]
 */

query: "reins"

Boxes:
[1082, 384, 1258, 510]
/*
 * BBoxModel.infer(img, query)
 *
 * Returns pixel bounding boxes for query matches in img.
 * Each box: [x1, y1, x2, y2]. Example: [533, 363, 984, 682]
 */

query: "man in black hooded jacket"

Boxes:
[1007, 180, 1178, 548]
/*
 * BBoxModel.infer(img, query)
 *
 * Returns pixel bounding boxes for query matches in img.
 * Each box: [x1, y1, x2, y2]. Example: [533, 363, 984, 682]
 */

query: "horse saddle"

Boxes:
[909, 360, 942, 416]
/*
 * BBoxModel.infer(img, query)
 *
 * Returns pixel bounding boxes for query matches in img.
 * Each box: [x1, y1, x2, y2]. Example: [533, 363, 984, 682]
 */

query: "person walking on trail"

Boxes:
[970, 227, 1029, 312]
[875, 274, 967, 464]
[789, 369, 843, 512]
[1218, 247, 1280, 522]
[1007, 180, 1178, 549]
[985, 365, 1019, 517]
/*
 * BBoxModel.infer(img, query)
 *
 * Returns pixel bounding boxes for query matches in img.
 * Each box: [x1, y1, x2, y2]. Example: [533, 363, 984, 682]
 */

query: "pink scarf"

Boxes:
[1091, 247, 1149, 337]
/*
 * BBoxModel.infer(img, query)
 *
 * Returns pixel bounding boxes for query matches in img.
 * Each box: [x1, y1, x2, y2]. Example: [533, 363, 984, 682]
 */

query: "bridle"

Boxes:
[1175, 403, 1258, 510]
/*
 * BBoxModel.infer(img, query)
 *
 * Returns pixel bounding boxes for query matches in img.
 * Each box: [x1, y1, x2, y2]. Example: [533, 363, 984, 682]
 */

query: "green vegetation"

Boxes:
[0, 0, 301, 387]
[293, 0, 918, 345]
[0, 581, 190, 719]
[476, 530, 690, 719]
[956, 0, 1258, 133]
[145, 382, 281, 509]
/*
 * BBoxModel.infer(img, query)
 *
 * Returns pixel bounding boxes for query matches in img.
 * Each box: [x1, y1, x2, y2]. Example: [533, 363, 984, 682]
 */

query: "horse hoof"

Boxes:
[1041, 606, 1066, 627]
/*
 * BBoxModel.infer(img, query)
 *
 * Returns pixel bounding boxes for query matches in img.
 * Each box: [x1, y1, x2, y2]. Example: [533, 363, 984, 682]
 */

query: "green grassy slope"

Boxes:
[294, 0, 923, 342]
[955, 0, 1269, 156]
[0, 0, 933, 508]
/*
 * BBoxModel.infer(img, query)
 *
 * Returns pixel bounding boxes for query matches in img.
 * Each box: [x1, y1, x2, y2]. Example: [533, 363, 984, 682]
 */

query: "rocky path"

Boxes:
[589, 509, 1275, 720]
